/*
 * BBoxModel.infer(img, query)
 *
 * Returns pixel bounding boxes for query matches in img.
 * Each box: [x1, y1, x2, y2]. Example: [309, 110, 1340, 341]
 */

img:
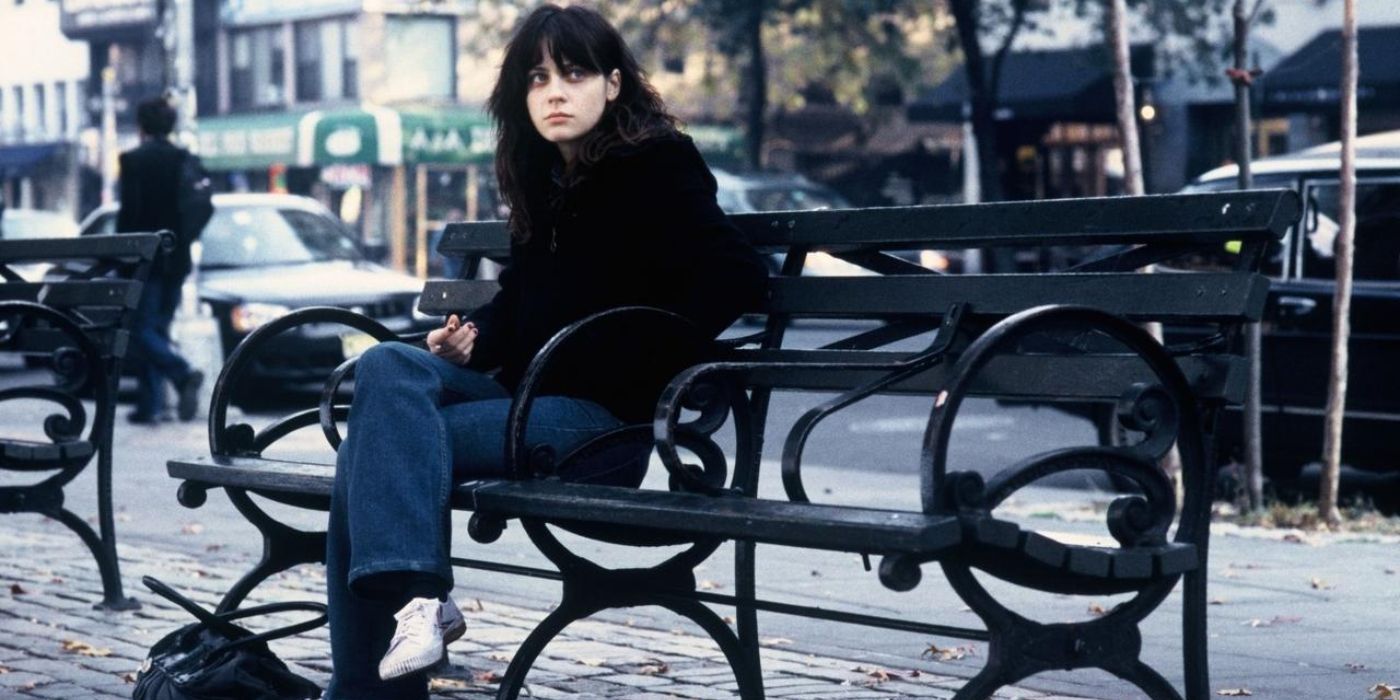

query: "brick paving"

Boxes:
[0, 524, 1090, 699]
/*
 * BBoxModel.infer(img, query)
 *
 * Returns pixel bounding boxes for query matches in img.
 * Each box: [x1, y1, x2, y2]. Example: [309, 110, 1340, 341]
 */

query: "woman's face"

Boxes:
[526, 47, 620, 163]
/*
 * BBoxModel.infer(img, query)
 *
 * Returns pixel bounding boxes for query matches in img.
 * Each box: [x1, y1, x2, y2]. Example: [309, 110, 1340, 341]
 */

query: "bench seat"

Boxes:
[467, 479, 963, 555]
[0, 438, 95, 471]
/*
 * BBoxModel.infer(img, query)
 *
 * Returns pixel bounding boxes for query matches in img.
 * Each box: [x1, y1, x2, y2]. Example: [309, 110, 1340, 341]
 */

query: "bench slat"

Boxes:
[733, 352, 1243, 402]
[168, 455, 335, 497]
[436, 191, 1298, 255]
[417, 273, 1267, 324]
[767, 273, 1268, 322]
[0, 234, 166, 264]
[468, 480, 962, 555]
[0, 281, 142, 310]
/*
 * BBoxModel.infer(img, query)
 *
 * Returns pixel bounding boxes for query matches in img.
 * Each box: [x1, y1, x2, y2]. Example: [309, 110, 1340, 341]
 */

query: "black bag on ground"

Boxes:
[133, 576, 325, 700]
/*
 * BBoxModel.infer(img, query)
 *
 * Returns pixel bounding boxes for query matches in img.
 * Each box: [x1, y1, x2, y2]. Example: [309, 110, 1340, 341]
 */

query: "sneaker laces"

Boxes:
[388, 599, 437, 650]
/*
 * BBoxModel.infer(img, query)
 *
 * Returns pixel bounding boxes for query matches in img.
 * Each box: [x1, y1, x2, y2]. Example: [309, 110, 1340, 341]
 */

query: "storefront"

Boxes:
[195, 104, 493, 277]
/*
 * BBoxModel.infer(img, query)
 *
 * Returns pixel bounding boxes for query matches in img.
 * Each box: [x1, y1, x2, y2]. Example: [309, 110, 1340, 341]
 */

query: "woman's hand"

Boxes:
[427, 314, 478, 365]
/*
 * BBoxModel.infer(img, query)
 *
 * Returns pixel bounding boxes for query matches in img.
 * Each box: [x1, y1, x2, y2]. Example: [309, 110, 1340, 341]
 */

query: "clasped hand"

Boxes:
[427, 314, 477, 365]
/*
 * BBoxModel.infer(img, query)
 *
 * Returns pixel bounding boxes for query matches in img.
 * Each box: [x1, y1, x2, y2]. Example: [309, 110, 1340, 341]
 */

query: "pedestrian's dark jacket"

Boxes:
[465, 133, 768, 421]
[117, 138, 194, 279]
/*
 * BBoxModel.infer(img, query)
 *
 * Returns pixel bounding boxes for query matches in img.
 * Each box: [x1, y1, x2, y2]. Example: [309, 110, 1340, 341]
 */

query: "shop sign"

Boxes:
[321, 163, 372, 189]
[60, 0, 159, 39]
[197, 120, 298, 170]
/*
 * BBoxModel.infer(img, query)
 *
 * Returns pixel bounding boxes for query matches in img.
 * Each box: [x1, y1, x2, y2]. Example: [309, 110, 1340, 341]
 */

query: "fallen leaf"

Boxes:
[61, 639, 112, 657]
[1242, 616, 1302, 628]
[1371, 684, 1397, 700]
[1346, 662, 1368, 673]
[810, 570, 821, 577]
[579, 658, 605, 667]
[857, 666, 898, 683]
[1087, 602, 1107, 616]
[722, 616, 735, 625]
[472, 670, 503, 684]
[922, 643, 976, 661]
[9, 584, 26, 595]
[698, 579, 723, 590]
[429, 678, 469, 691]
[908, 669, 921, 677]
[637, 660, 669, 676]
[469, 598, 484, 612]
[0, 664, 9, 674]
[180, 523, 205, 535]
[1281, 533, 1305, 544]
[121, 672, 138, 683]
[760, 637, 794, 646]
[1217, 689, 1253, 696]
[1309, 577, 1334, 590]
[48, 577, 64, 584]
[487, 653, 512, 663]
[205, 544, 224, 552]
[1386, 568, 1396, 575]
[1209, 597, 1228, 605]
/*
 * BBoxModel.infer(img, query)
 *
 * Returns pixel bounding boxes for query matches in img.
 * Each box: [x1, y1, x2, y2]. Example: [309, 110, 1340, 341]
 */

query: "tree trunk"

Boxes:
[1234, 0, 1265, 512]
[743, 2, 767, 171]
[1320, 0, 1358, 528]
[949, 0, 1006, 203]
[1108, 0, 1144, 196]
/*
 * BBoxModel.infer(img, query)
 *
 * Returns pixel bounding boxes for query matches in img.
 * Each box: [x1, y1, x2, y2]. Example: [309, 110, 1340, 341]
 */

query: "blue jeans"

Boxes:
[130, 275, 192, 417]
[325, 342, 633, 699]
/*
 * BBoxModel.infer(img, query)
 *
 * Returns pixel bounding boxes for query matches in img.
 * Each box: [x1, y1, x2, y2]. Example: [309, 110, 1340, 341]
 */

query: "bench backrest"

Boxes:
[0, 233, 168, 392]
[423, 191, 1299, 406]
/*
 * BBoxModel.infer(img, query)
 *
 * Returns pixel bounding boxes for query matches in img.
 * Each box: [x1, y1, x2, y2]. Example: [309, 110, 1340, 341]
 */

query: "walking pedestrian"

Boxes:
[323, 4, 768, 698]
[117, 98, 209, 424]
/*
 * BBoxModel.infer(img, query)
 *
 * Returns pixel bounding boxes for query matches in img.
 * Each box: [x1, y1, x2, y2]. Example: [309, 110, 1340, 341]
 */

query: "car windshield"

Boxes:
[747, 187, 847, 212]
[200, 206, 361, 268]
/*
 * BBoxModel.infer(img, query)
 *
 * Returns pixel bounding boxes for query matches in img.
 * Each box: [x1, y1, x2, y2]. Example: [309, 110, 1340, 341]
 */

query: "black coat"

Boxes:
[466, 134, 768, 421]
[117, 138, 194, 279]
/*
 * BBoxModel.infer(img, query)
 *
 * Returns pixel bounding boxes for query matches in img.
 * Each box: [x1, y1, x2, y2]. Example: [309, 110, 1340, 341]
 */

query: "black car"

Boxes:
[79, 194, 438, 392]
[1182, 130, 1400, 505]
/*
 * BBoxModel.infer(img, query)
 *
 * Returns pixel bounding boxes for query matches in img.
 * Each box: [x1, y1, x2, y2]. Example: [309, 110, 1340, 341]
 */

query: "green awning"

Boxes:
[196, 105, 494, 171]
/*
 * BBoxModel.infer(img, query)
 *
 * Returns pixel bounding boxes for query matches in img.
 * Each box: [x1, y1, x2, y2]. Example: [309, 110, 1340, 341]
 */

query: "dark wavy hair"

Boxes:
[487, 3, 680, 242]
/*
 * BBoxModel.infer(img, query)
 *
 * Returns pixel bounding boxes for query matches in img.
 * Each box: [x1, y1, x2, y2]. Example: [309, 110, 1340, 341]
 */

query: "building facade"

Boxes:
[0, 0, 91, 217]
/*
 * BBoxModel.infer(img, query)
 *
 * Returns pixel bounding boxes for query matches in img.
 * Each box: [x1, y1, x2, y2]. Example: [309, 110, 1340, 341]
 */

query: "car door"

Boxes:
[1268, 175, 1400, 469]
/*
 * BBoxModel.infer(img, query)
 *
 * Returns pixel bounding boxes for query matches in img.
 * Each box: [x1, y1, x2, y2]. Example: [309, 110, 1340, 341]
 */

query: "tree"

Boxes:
[1107, 0, 1143, 196]
[1321, 0, 1359, 527]
[946, 0, 1236, 204]
[1227, 0, 1269, 512]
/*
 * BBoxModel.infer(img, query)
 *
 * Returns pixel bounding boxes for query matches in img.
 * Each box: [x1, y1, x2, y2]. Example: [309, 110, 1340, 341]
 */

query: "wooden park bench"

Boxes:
[1, 232, 170, 610]
[167, 190, 1298, 699]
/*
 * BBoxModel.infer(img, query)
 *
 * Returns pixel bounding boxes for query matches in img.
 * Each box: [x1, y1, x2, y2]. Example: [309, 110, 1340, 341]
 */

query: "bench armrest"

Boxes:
[209, 306, 400, 456]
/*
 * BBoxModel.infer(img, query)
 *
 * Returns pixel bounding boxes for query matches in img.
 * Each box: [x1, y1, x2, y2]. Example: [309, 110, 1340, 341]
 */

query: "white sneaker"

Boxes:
[378, 597, 467, 681]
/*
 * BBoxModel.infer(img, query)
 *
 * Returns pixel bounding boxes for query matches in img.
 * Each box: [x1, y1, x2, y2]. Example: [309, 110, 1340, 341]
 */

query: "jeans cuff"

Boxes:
[347, 560, 453, 597]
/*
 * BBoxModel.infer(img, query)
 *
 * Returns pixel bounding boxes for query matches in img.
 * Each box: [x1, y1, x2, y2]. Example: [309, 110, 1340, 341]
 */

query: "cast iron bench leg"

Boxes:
[215, 489, 327, 613]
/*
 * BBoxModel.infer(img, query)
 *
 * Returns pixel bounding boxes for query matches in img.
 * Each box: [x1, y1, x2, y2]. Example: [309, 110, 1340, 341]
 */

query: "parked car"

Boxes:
[1178, 130, 1400, 508]
[0, 208, 80, 281]
[711, 169, 959, 276]
[78, 194, 438, 394]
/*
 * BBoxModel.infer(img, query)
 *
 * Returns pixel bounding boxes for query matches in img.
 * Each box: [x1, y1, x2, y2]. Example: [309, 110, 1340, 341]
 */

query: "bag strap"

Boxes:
[142, 576, 329, 653]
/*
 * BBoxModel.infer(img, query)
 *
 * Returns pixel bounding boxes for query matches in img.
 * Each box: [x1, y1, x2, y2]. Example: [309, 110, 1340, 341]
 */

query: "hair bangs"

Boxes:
[526, 12, 606, 77]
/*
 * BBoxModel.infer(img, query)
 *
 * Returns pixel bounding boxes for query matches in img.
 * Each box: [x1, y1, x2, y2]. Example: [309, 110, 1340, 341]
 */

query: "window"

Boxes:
[1301, 179, 1400, 284]
[54, 82, 67, 136]
[33, 83, 45, 138]
[294, 18, 357, 103]
[382, 16, 454, 101]
[13, 86, 24, 138]
[230, 26, 286, 110]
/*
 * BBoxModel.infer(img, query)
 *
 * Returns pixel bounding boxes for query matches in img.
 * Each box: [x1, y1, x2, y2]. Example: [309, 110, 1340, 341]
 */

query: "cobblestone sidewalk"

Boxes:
[0, 524, 1097, 699]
